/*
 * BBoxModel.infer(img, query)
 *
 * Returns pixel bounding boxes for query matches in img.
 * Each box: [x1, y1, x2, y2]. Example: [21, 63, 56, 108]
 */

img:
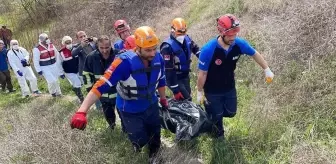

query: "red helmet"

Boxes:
[217, 14, 240, 36]
[123, 35, 136, 50]
[114, 20, 130, 34]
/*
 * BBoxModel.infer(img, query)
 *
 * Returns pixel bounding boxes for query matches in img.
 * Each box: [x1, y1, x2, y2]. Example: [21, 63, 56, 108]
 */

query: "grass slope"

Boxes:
[1, 0, 335, 163]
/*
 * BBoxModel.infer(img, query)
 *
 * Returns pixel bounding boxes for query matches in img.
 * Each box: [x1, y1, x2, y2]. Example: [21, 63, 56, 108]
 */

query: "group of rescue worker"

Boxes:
[2, 14, 274, 163]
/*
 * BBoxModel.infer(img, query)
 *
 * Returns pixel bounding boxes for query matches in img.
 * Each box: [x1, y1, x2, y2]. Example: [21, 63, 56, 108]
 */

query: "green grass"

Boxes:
[0, 73, 151, 163]
[0, 2, 53, 50]
[185, 0, 247, 26]
[183, 0, 336, 163]
[1, 0, 336, 163]
[0, 71, 74, 108]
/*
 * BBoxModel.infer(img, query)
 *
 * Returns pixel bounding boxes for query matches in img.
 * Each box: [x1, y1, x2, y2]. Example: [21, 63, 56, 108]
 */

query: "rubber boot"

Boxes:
[73, 87, 84, 103]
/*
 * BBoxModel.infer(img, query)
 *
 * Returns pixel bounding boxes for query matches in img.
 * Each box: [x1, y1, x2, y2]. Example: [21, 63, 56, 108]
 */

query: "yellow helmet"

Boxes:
[171, 18, 187, 35]
[134, 26, 159, 48]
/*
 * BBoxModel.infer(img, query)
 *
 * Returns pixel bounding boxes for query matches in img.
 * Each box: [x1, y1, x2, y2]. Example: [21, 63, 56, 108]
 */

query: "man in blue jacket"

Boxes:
[160, 18, 200, 101]
[70, 26, 168, 162]
[0, 40, 14, 93]
[197, 14, 275, 139]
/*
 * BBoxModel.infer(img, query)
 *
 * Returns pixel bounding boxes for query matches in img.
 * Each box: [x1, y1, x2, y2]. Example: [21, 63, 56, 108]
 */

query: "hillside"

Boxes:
[0, 0, 335, 163]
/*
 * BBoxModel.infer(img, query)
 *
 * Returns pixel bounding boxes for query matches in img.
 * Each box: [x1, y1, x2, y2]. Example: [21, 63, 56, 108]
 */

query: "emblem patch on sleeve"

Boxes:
[164, 55, 170, 61]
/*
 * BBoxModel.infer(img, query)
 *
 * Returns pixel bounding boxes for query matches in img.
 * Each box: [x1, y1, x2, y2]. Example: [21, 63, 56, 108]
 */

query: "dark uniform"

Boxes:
[83, 48, 121, 129]
[198, 36, 256, 137]
[160, 34, 200, 100]
[91, 50, 166, 158]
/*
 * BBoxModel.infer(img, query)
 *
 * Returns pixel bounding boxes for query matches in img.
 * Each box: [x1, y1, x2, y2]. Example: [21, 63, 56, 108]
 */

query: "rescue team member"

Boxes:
[58, 36, 84, 102]
[33, 33, 64, 97]
[81, 35, 121, 130]
[70, 26, 168, 162]
[123, 35, 136, 51]
[113, 20, 131, 50]
[7, 40, 41, 97]
[160, 18, 200, 101]
[197, 14, 274, 138]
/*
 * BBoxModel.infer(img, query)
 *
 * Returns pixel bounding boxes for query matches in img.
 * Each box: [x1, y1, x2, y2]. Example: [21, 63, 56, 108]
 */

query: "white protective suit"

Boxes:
[33, 42, 63, 95]
[7, 46, 39, 96]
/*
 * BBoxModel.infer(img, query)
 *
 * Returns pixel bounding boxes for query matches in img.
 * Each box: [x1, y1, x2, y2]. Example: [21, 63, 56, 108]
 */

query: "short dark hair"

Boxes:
[97, 35, 111, 44]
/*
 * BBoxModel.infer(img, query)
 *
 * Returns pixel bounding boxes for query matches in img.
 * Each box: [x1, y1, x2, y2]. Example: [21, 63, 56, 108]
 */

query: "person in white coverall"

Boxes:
[58, 36, 84, 102]
[33, 33, 64, 97]
[7, 40, 41, 97]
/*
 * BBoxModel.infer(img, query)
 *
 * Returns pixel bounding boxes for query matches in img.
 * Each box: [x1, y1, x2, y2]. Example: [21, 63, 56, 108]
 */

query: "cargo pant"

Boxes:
[120, 103, 161, 158]
[204, 88, 237, 137]
[101, 98, 124, 132]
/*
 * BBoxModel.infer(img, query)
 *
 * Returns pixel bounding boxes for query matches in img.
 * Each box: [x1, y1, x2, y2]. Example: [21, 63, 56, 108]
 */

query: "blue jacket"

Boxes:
[113, 40, 124, 50]
[162, 35, 193, 72]
[160, 34, 200, 93]
[91, 51, 166, 113]
[0, 48, 8, 71]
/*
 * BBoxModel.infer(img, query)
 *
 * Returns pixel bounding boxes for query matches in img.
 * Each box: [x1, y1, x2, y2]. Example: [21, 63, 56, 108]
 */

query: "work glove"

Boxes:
[159, 98, 169, 110]
[17, 70, 23, 77]
[70, 112, 87, 130]
[264, 67, 274, 84]
[38, 71, 43, 75]
[196, 90, 204, 104]
[60, 74, 65, 79]
[174, 92, 184, 101]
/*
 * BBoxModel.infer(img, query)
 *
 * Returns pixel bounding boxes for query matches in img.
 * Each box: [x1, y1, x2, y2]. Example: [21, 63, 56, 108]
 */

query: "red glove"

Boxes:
[70, 112, 87, 130]
[174, 92, 184, 101]
[160, 98, 168, 110]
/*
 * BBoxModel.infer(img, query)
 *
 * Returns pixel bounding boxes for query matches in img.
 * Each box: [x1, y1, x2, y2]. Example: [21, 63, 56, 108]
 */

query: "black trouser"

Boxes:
[0, 70, 13, 91]
[101, 101, 117, 128]
[120, 103, 161, 157]
[72, 87, 84, 102]
[204, 88, 237, 137]
[177, 75, 192, 101]
[101, 99, 124, 131]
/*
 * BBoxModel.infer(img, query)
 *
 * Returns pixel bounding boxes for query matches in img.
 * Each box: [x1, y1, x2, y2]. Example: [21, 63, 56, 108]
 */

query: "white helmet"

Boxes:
[61, 36, 72, 45]
[39, 33, 49, 42]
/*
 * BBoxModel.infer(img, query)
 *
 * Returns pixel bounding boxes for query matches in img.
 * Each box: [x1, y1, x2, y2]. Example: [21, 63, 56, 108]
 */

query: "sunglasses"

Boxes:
[116, 24, 126, 30]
